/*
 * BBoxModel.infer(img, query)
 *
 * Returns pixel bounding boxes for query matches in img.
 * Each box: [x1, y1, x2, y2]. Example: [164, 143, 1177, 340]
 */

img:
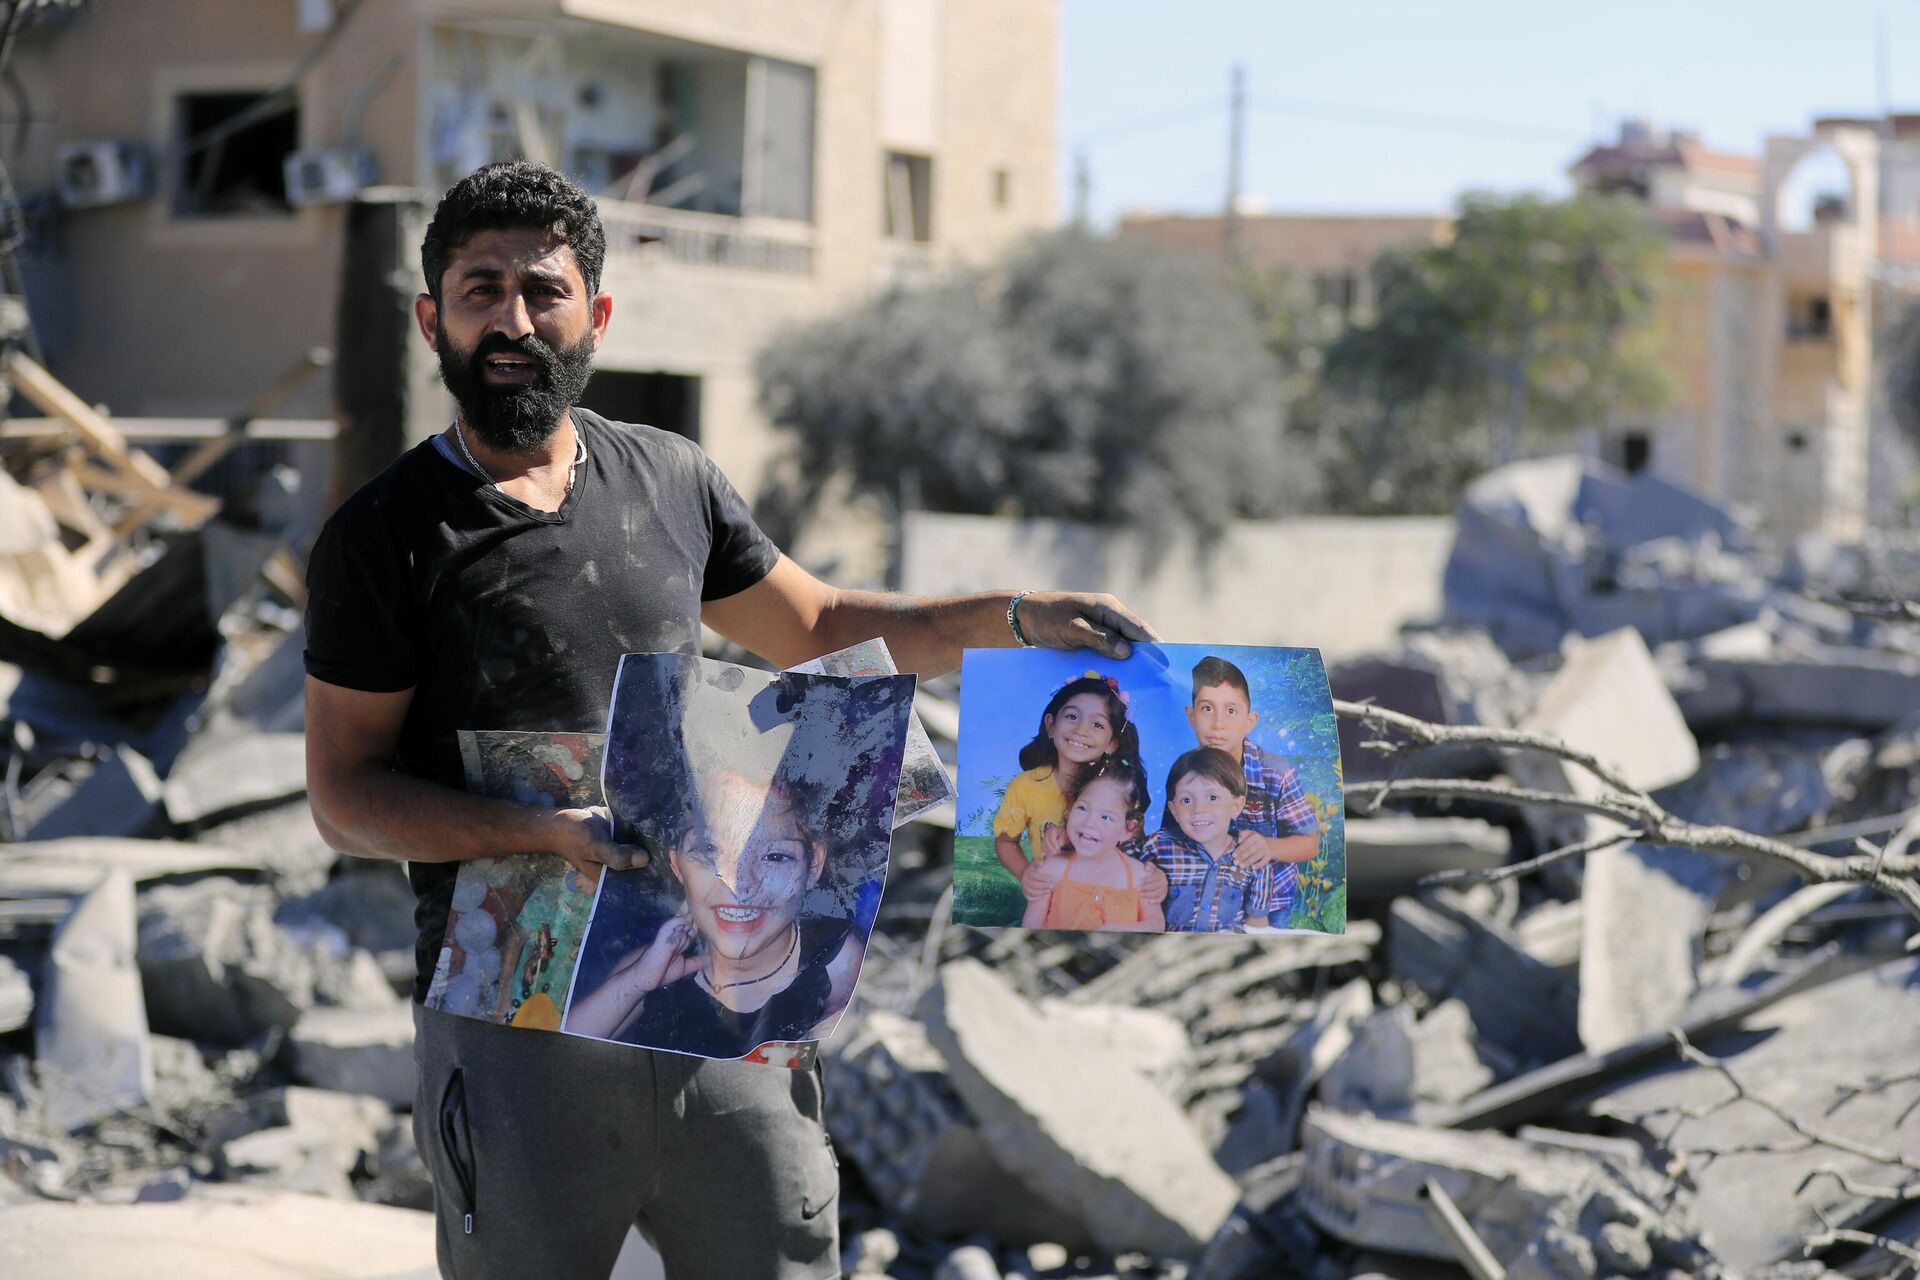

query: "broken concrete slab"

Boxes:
[1300, 1108, 1672, 1269]
[273, 863, 419, 976]
[1590, 954, 1920, 1271]
[37, 870, 153, 1133]
[0, 1187, 436, 1279]
[1318, 1000, 1494, 1120]
[0, 836, 269, 901]
[1387, 894, 1580, 1067]
[1511, 899, 1583, 972]
[919, 960, 1239, 1259]
[1034, 999, 1192, 1095]
[23, 745, 163, 841]
[207, 1086, 390, 1199]
[0, 954, 30, 1033]
[821, 1008, 1093, 1249]
[194, 800, 340, 892]
[1511, 628, 1701, 850]
[1345, 817, 1512, 900]
[1251, 977, 1374, 1157]
[1331, 630, 1536, 780]
[283, 1005, 414, 1106]
[137, 878, 316, 1047]
[1675, 650, 1920, 734]
[1578, 843, 1733, 1053]
[162, 730, 306, 827]
[1652, 739, 1836, 837]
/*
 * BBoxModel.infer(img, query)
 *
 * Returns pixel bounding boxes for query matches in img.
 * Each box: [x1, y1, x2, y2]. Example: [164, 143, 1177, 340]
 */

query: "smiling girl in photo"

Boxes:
[991, 673, 1140, 885]
[1020, 756, 1167, 933]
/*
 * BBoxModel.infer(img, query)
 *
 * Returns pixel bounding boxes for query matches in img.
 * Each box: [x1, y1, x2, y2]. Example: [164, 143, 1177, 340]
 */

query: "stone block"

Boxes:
[1387, 894, 1579, 1067]
[163, 731, 306, 827]
[137, 879, 315, 1047]
[1578, 844, 1731, 1053]
[37, 871, 153, 1132]
[919, 959, 1239, 1259]
[24, 745, 163, 841]
[1318, 1000, 1493, 1118]
[1345, 816, 1511, 900]
[284, 1005, 414, 1106]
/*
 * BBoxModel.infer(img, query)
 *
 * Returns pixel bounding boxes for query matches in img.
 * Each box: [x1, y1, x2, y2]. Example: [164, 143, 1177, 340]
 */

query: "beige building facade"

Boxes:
[11, 0, 1057, 502]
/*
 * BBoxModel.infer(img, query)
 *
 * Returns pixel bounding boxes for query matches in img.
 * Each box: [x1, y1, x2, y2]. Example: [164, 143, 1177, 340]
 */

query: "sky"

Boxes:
[1060, 0, 1920, 225]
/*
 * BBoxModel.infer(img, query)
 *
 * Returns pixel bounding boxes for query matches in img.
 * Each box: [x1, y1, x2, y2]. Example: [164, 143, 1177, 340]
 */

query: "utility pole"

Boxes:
[1225, 63, 1245, 264]
[1072, 149, 1091, 229]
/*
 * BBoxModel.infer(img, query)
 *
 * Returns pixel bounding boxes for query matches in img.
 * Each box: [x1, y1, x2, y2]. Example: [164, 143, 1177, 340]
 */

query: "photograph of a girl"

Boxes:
[561, 654, 914, 1061]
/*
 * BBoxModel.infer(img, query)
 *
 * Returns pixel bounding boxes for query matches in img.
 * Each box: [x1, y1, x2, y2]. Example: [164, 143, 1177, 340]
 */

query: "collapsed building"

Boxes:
[2, 451, 1920, 1279]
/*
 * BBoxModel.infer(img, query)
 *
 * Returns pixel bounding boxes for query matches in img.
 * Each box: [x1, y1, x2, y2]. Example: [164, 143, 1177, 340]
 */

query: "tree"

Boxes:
[754, 230, 1310, 557]
[1287, 192, 1671, 514]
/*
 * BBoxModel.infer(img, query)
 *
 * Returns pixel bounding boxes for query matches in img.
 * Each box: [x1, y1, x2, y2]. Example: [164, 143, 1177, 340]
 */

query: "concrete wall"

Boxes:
[900, 512, 1455, 660]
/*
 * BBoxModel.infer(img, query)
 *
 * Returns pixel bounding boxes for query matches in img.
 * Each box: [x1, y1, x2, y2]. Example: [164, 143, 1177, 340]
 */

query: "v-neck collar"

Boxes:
[431, 417, 590, 524]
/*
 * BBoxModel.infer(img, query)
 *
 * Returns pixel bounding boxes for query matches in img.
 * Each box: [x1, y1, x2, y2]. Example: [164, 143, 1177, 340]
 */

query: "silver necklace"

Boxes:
[451, 419, 587, 497]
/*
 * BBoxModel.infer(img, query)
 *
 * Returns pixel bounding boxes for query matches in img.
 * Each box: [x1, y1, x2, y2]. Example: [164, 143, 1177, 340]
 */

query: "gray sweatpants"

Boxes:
[411, 1002, 841, 1280]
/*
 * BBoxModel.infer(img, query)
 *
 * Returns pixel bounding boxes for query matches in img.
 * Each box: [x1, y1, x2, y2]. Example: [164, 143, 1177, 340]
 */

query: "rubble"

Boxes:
[919, 960, 1239, 1259]
[136, 878, 318, 1047]
[284, 1005, 415, 1107]
[1, 449, 1917, 1280]
[36, 871, 152, 1133]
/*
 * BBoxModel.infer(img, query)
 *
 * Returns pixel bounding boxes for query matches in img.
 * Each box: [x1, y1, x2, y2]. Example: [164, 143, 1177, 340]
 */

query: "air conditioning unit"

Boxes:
[283, 148, 376, 207]
[56, 141, 151, 208]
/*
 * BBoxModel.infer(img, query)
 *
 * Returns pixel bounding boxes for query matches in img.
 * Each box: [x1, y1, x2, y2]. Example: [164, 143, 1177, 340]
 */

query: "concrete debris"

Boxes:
[36, 871, 153, 1133]
[1578, 844, 1731, 1053]
[919, 960, 1239, 1259]
[284, 1005, 415, 1107]
[195, 800, 341, 893]
[1345, 816, 1512, 900]
[1443, 457, 1765, 658]
[1250, 978, 1374, 1156]
[1319, 1001, 1494, 1119]
[1590, 955, 1920, 1271]
[1300, 1108, 1698, 1273]
[206, 1087, 390, 1199]
[0, 836, 270, 899]
[136, 878, 317, 1047]
[161, 730, 306, 827]
[0, 954, 31, 1033]
[1388, 894, 1580, 1067]
[1034, 999, 1193, 1095]
[933, 1245, 1002, 1280]
[22, 745, 163, 841]
[1676, 649, 1920, 733]
[1509, 627, 1700, 851]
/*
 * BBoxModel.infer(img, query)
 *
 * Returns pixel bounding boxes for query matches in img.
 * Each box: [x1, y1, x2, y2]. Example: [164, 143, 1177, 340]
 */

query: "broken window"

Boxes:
[175, 91, 299, 218]
[1785, 294, 1832, 340]
[1620, 430, 1651, 475]
[885, 151, 932, 243]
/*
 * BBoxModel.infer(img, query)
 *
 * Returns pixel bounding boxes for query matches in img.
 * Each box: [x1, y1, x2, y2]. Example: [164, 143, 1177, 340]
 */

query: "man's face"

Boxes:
[416, 227, 611, 452]
[667, 772, 824, 966]
[1187, 683, 1259, 760]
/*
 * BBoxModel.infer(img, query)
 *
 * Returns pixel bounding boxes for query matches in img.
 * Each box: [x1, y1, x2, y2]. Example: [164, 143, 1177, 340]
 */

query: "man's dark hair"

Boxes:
[420, 161, 607, 301]
[1191, 655, 1250, 702]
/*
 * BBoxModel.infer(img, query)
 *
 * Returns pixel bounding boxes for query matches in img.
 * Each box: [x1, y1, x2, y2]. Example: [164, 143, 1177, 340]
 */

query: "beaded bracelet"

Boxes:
[1007, 591, 1036, 647]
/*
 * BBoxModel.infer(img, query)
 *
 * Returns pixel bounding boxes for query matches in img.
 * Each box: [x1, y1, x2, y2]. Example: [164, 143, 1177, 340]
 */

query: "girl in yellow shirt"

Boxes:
[991, 673, 1139, 883]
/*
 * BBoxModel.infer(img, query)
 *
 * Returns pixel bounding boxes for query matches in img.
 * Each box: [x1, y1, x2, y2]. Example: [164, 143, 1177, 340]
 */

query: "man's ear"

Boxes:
[589, 291, 613, 348]
[414, 294, 440, 349]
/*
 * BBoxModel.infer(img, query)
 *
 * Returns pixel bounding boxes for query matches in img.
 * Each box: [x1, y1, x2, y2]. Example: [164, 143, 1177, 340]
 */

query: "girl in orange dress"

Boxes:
[1021, 756, 1167, 933]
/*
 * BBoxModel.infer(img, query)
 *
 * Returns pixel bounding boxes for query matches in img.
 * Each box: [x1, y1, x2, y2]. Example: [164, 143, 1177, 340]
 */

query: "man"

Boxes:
[303, 161, 1156, 1280]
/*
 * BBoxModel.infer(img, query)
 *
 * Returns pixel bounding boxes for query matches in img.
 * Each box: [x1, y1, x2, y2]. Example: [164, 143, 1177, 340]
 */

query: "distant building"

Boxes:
[9, 0, 1057, 507]
[1123, 116, 1920, 538]
[1116, 211, 1451, 322]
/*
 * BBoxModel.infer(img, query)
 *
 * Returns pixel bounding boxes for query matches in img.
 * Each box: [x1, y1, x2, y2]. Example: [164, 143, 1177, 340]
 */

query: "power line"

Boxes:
[1249, 95, 1585, 146]
[1072, 99, 1221, 149]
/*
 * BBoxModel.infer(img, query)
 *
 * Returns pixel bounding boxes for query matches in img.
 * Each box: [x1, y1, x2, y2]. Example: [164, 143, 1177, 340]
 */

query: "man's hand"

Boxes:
[1013, 592, 1158, 660]
[549, 805, 651, 889]
[1230, 830, 1319, 870]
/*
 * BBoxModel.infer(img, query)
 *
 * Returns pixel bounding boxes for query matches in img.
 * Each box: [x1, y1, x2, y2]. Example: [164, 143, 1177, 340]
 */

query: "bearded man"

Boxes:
[302, 161, 1157, 1280]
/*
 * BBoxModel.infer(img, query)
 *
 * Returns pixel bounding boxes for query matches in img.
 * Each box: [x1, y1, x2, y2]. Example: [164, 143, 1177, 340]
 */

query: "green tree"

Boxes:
[754, 230, 1311, 555]
[1291, 192, 1671, 514]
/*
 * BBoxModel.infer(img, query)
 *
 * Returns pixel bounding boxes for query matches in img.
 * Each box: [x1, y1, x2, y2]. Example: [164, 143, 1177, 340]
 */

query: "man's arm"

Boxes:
[700, 555, 1155, 678]
[304, 677, 647, 887]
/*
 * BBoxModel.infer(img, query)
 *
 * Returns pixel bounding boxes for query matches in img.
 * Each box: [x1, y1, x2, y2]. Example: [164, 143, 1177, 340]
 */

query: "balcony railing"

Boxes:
[597, 200, 814, 277]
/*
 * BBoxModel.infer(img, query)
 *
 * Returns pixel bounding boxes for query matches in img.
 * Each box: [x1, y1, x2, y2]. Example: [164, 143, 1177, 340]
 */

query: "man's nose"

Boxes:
[491, 290, 536, 341]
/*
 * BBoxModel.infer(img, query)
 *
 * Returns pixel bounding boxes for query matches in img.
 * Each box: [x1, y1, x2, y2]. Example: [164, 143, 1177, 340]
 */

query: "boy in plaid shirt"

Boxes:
[1185, 656, 1319, 871]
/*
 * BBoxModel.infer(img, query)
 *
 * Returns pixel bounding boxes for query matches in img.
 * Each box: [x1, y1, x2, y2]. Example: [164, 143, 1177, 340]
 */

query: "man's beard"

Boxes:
[436, 321, 596, 453]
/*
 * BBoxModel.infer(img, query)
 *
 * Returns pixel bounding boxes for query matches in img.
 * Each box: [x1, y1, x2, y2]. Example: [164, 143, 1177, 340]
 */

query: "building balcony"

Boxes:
[598, 199, 814, 276]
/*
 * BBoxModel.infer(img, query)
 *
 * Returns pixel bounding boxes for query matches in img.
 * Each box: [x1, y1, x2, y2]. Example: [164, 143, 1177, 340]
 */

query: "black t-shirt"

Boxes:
[303, 409, 779, 999]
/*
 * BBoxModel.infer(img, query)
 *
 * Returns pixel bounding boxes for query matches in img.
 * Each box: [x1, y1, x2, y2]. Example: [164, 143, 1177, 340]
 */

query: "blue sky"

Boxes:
[1061, 0, 1913, 223]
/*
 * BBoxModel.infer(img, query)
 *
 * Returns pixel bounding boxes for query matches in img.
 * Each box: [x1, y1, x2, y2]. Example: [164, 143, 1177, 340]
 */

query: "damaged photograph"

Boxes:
[560, 653, 915, 1060]
[955, 643, 1344, 935]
